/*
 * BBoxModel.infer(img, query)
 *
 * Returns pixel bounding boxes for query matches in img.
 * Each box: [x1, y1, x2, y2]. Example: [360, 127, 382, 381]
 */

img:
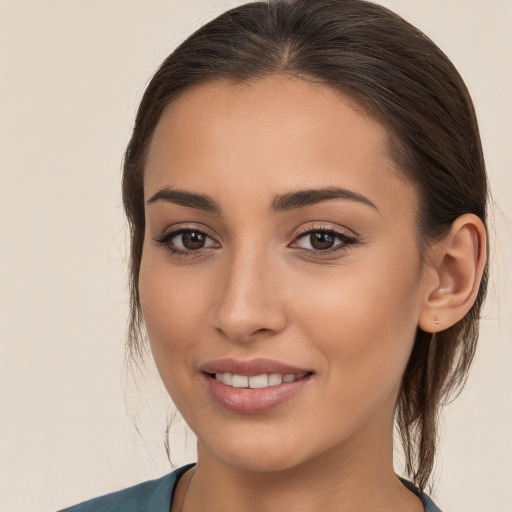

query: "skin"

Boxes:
[139, 76, 441, 512]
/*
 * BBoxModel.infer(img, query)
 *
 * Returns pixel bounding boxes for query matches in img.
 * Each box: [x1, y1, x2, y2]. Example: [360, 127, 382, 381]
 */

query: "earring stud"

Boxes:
[434, 319, 440, 325]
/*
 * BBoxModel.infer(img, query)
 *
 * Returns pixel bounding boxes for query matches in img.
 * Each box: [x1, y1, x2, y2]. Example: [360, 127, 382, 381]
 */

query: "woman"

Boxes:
[60, 0, 488, 510]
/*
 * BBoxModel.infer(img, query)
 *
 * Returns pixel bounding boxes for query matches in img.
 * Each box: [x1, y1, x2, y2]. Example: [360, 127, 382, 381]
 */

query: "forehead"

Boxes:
[144, 76, 416, 217]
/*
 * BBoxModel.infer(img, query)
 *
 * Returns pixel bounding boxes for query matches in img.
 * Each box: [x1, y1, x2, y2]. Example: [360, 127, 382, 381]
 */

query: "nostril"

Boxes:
[253, 327, 271, 335]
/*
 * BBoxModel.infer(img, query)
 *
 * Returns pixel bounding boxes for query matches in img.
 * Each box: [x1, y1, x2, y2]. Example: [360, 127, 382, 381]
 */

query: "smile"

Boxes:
[213, 372, 308, 388]
[200, 359, 314, 414]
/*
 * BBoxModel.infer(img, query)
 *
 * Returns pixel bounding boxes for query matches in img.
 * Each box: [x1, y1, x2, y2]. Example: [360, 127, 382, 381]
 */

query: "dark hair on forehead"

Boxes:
[123, 0, 488, 491]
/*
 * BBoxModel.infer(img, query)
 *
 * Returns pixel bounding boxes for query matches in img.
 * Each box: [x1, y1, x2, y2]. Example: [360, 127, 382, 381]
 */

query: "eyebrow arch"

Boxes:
[271, 186, 378, 212]
[146, 187, 221, 213]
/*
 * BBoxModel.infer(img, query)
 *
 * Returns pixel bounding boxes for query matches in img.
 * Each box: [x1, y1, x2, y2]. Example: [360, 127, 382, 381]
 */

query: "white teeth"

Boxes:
[249, 374, 269, 388]
[221, 373, 233, 385]
[268, 373, 283, 386]
[232, 374, 249, 388]
[214, 372, 307, 388]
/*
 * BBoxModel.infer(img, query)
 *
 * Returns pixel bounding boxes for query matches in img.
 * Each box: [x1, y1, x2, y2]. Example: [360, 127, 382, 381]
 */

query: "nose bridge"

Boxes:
[212, 241, 286, 342]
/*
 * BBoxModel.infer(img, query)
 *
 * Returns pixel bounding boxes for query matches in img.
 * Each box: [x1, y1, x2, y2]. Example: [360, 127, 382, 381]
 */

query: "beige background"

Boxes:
[0, 1, 510, 511]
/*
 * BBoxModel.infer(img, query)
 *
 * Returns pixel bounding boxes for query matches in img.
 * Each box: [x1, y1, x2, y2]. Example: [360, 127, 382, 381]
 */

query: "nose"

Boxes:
[211, 249, 287, 343]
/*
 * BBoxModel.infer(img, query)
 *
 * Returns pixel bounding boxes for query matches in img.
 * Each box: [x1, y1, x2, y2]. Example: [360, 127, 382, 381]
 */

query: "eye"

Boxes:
[171, 230, 212, 251]
[291, 228, 358, 254]
[153, 228, 219, 255]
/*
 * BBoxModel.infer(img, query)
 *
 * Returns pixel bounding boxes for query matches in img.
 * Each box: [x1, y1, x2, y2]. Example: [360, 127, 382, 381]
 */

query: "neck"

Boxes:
[181, 429, 422, 512]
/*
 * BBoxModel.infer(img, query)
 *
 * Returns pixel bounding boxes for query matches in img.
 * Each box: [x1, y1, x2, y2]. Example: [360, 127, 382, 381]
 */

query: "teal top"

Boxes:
[58, 464, 442, 511]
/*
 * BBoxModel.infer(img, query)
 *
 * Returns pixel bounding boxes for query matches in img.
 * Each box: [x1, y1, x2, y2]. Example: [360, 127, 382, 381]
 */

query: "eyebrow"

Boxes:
[147, 187, 221, 213]
[271, 187, 378, 212]
[146, 185, 378, 213]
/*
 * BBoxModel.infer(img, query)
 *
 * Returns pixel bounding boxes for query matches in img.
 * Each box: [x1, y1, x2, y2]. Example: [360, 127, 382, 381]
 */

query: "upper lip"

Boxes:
[199, 358, 312, 376]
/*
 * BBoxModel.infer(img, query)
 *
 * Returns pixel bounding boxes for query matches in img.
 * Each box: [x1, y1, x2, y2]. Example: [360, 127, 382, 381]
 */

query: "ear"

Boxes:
[418, 214, 487, 333]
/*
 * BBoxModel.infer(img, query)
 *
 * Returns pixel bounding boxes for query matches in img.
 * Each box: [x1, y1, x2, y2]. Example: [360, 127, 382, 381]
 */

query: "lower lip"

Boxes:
[203, 373, 312, 414]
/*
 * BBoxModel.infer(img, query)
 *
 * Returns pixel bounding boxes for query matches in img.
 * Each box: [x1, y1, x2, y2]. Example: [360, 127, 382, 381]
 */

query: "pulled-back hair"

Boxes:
[122, 0, 488, 490]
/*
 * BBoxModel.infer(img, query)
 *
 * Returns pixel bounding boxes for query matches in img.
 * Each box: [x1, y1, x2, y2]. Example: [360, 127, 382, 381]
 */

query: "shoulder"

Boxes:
[57, 464, 195, 512]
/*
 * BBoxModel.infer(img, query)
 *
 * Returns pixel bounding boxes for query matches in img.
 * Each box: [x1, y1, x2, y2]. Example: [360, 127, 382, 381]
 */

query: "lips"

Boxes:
[200, 358, 313, 414]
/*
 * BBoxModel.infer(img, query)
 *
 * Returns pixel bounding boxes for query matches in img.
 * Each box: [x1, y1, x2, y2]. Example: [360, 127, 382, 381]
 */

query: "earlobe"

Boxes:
[418, 214, 487, 333]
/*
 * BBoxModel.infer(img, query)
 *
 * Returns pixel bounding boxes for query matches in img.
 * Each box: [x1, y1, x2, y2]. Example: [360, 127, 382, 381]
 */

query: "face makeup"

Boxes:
[140, 76, 426, 474]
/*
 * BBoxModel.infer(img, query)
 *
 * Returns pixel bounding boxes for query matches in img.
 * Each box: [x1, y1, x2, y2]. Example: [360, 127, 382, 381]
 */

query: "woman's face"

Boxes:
[140, 76, 429, 472]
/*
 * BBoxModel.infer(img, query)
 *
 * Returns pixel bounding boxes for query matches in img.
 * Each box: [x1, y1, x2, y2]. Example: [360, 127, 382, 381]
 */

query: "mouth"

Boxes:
[200, 358, 314, 414]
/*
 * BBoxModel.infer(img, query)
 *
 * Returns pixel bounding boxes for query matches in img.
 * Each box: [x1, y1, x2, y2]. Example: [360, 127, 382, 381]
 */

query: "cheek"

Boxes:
[138, 254, 212, 376]
[138, 260, 214, 422]
[292, 253, 423, 390]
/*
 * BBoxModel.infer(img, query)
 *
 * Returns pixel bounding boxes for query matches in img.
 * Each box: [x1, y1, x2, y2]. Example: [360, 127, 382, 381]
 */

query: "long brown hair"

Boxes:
[122, 0, 488, 490]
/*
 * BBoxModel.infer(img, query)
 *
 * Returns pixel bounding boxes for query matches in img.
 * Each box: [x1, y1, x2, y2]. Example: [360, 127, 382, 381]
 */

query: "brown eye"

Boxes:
[154, 228, 219, 254]
[181, 231, 206, 250]
[309, 232, 335, 250]
[292, 228, 358, 254]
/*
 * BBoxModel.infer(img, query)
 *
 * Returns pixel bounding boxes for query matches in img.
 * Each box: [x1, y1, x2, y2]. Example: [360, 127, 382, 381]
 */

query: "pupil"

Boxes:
[182, 231, 205, 250]
[310, 232, 335, 250]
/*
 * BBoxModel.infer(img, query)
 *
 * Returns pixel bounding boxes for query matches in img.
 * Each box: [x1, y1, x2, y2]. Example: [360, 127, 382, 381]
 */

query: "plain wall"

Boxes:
[0, 1, 510, 511]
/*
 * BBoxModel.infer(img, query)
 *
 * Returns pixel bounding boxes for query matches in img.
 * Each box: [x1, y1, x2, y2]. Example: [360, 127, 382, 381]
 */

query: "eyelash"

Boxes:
[152, 228, 218, 258]
[153, 225, 359, 258]
[291, 227, 359, 256]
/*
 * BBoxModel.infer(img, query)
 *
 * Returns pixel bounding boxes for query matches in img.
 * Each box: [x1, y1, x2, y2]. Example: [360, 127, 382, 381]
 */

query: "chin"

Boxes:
[218, 449, 309, 474]
[197, 426, 314, 473]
